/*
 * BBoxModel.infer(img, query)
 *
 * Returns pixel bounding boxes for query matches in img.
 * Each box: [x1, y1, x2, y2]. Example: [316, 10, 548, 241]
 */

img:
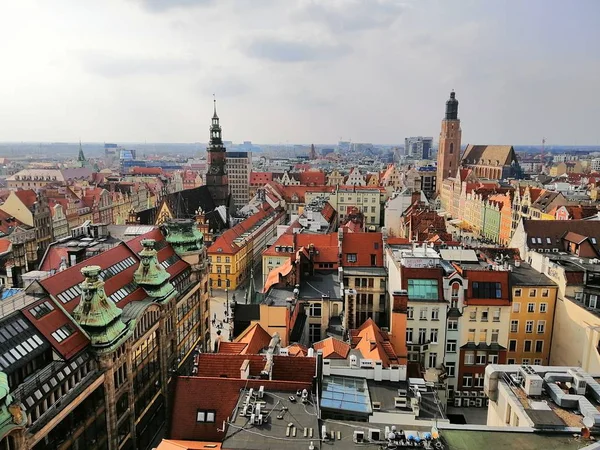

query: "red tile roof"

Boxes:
[156, 440, 222, 450]
[208, 208, 282, 255]
[250, 172, 273, 185]
[341, 232, 383, 267]
[131, 166, 163, 175]
[299, 171, 326, 186]
[229, 323, 272, 355]
[286, 343, 308, 357]
[263, 259, 294, 292]
[321, 202, 336, 223]
[170, 377, 312, 442]
[0, 238, 11, 254]
[14, 189, 37, 208]
[195, 353, 315, 383]
[313, 337, 350, 359]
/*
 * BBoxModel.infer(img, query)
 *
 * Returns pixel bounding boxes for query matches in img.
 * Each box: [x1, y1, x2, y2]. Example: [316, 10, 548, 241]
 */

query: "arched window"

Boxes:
[450, 143, 454, 154]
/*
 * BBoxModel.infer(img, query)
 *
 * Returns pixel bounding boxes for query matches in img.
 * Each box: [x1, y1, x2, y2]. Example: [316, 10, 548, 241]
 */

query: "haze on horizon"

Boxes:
[0, 0, 598, 146]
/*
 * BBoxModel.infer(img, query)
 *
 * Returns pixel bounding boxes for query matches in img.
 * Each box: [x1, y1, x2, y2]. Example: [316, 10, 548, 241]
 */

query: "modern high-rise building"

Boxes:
[405, 136, 434, 159]
[205, 100, 229, 208]
[226, 151, 251, 209]
[436, 91, 462, 194]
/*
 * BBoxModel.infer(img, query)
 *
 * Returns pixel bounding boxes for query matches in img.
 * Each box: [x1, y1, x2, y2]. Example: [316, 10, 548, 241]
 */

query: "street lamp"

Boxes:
[225, 288, 229, 323]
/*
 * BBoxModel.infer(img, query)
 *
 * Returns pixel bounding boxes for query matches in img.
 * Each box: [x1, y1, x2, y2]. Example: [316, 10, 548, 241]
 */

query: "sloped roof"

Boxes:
[286, 343, 308, 357]
[227, 323, 272, 355]
[156, 440, 222, 450]
[523, 220, 600, 253]
[461, 145, 516, 166]
[313, 337, 350, 359]
[209, 208, 279, 255]
[14, 190, 37, 208]
[299, 171, 326, 185]
[169, 376, 312, 442]
[350, 318, 400, 367]
[321, 202, 336, 223]
[263, 259, 294, 293]
[250, 172, 273, 184]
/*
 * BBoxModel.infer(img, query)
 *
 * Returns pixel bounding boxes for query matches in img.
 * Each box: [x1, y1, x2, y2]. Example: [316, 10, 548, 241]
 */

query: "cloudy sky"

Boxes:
[0, 0, 598, 145]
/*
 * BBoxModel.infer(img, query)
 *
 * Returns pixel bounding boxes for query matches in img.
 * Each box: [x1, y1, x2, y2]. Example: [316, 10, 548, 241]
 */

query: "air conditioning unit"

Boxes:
[471, 391, 478, 398]
[462, 398, 469, 408]
[470, 399, 476, 407]
[455, 391, 462, 398]
[476, 398, 483, 407]
[454, 398, 462, 407]
[486, 399, 490, 407]
[353, 431, 365, 443]
[372, 402, 381, 411]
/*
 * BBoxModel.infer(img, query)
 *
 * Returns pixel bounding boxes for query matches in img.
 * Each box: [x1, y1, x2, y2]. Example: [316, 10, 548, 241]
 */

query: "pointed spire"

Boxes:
[246, 265, 256, 304]
[445, 90, 459, 120]
[213, 93, 218, 119]
[78, 140, 86, 162]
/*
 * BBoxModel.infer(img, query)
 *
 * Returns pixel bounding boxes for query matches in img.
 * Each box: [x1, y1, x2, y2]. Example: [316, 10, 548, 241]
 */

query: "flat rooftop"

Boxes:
[441, 429, 591, 449]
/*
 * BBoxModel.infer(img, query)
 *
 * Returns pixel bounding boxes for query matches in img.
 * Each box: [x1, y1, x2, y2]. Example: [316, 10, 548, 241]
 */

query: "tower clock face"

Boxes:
[210, 165, 220, 174]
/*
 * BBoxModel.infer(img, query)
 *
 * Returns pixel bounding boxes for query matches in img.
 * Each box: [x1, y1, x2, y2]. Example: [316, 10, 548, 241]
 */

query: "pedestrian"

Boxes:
[214, 330, 221, 353]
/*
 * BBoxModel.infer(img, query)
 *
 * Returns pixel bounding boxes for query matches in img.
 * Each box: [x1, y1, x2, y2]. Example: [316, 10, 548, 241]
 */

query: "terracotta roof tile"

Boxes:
[234, 323, 272, 354]
[286, 343, 308, 357]
[14, 189, 38, 208]
[313, 337, 350, 359]
[350, 318, 401, 367]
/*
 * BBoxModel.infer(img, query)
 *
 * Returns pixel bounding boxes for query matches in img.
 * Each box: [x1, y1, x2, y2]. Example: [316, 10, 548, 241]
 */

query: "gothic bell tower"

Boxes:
[206, 98, 230, 207]
[436, 90, 462, 194]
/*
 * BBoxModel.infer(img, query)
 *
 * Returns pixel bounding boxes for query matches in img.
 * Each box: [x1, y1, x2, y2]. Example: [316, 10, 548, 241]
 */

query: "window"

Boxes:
[507, 358, 516, 364]
[368, 278, 374, 288]
[309, 324, 321, 343]
[524, 340, 532, 352]
[419, 307, 428, 320]
[481, 310, 489, 322]
[476, 351, 487, 365]
[491, 329, 499, 343]
[540, 303, 547, 313]
[418, 328, 427, 344]
[346, 253, 357, 263]
[542, 289, 549, 298]
[472, 281, 502, 299]
[428, 353, 437, 368]
[525, 320, 534, 333]
[475, 373, 485, 388]
[462, 374, 473, 388]
[514, 289, 522, 297]
[534, 358, 542, 365]
[196, 410, 216, 423]
[590, 295, 598, 309]
[225, 257, 230, 263]
[479, 329, 487, 343]
[468, 328, 475, 342]
[407, 307, 414, 320]
[493, 309, 501, 322]
[489, 354, 499, 364]
[464, 352, 475, 365]
[216, 256, 221, 263]
[513, 302, 521, 313]
[408, 279, 438, 300]
[309, 303, 322, 318]
[431, 308, 439, 320]
[527, 303, 535, 313]
[510, 320, 519, 333]
[451, 283, 460, 299]
[469, 309, 477, 321]
[448, 320, 458, 330]
[529, 289, 537, 297]
[406, 328, 413, 343]
[509, 340, 517, 352]
[535, 340, 544, 353]
[446, 362, 455, 377]
[355, 278, 361, 287]
[537, 320, 546, 334]
[522, 358, 530, 365]
[575, 292, 583, 301]
[380, 279, 386, 289]
[446, 340, 457, 353]
[51, 324, 75, 343]
[430, 328, 438, 343]
[593, 237, 598, 244]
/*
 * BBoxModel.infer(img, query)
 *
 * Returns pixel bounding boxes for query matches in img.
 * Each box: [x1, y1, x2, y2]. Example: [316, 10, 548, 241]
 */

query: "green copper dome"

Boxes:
[164, 219, 204, 255]
[134, 239, 177, 302]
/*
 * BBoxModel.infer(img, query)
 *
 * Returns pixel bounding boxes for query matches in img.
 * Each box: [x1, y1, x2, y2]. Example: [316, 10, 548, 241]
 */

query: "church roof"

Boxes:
[461, 145, 516, 166]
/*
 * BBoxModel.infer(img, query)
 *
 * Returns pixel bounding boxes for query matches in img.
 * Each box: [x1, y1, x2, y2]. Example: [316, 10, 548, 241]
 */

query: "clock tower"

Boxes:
[206, 98, 230, 208]
[436, 90, 462, 194]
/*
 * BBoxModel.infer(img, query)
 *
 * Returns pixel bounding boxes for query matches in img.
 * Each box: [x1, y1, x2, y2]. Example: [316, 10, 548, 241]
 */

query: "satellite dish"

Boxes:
[583, 417, 595, 428]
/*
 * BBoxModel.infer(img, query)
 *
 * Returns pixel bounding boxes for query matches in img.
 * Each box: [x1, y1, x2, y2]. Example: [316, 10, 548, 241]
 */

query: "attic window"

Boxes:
[593, 238, 597, 244]
[546, 238, 551, 244]
[530, 238, 536, 244]
[196, 409, 216, 423]
[537, 238, 542, 244]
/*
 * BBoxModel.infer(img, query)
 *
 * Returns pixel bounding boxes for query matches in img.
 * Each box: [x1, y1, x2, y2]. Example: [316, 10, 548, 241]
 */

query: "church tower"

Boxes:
[436, 91, 462, 194]
[205, 98, 229, 207]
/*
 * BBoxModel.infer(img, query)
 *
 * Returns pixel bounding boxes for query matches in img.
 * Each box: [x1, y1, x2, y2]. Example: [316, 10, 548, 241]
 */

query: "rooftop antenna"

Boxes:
[541, 137, 546, 173]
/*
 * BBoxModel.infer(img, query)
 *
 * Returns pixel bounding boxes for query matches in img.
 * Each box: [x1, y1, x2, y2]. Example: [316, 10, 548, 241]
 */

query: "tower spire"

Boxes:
[213, 93, 218, 118]
[78, 140, 86, 162]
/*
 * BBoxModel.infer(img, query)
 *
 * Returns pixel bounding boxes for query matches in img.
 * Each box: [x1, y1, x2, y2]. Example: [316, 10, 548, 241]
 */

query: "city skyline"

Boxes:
[1, 0, 599, 145]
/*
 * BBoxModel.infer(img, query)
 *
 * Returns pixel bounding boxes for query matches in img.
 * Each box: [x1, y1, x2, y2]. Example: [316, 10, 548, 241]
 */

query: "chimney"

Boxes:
[392, 290, 409, 313]
[240, 359, 250, 380]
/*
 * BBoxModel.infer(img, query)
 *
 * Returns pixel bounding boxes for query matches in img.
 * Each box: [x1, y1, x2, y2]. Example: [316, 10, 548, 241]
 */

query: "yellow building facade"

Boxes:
[507, 266, 557, 366]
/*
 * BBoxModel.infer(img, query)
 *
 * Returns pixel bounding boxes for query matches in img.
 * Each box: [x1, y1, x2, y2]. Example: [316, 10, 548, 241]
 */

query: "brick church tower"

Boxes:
[206, 98, 230, 208]
[436, 91, 462, 194]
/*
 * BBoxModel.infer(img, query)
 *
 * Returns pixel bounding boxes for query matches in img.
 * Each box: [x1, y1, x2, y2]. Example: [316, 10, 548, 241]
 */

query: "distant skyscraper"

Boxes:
[226, 151, 251, 209]
[405, 136, 434, 159]
[205, 99, 229, 208]
[436, 91, 462, 194]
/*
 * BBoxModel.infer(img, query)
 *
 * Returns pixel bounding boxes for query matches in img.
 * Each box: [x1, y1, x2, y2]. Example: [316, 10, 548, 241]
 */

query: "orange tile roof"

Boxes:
[299, 171, 326, 185]
[263, 258, 294, 292]
[14, 189, 37, 208]
[156, 440, 222, 450]
[235, 323, 272, 354]
[313, 337, 350, 359]
[250, 172, 273, 185]
[0, 238, 11, 254]
[286, 343, 308, 357]
[217, 342, 247, 354]
[321, 202, 336, 223]
[350, 318, 400, 367]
